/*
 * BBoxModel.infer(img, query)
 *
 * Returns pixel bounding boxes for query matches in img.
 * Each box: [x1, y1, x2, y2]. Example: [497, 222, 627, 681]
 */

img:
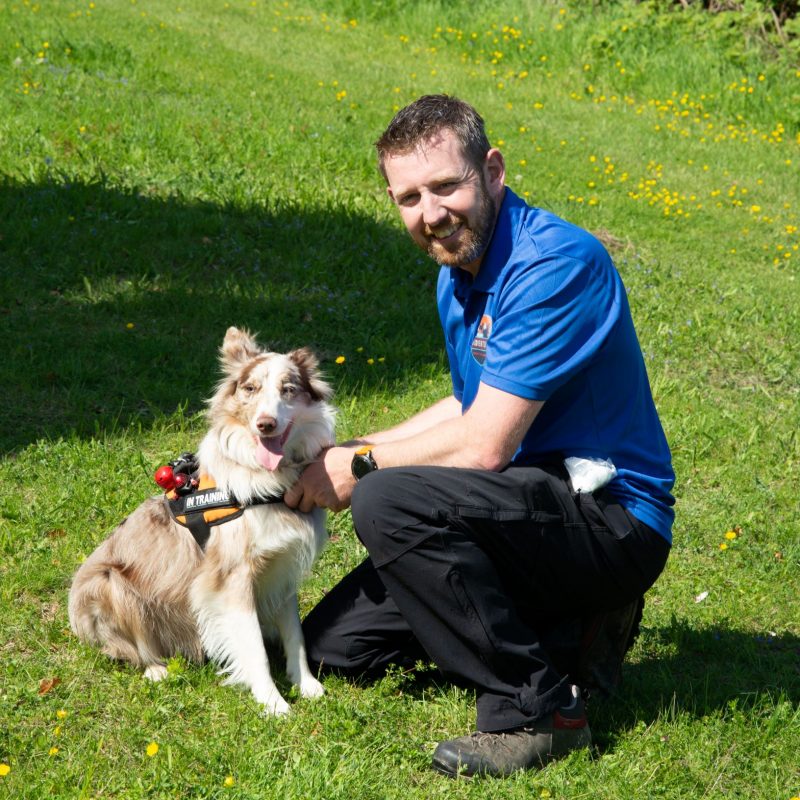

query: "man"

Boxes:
[284, 95, 675, 777]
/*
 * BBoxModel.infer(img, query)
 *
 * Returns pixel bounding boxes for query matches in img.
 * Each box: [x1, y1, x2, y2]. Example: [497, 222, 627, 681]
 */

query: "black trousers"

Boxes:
[302, 464, 670, 732]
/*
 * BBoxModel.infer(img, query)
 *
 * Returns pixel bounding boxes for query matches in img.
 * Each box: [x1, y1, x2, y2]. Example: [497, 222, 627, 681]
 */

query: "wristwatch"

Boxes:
[351, 446, 378, 480]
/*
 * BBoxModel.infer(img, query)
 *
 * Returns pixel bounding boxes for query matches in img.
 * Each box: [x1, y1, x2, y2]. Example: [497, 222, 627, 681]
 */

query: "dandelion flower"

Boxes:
[126, 322, 135, 329]
[224, 775, 235, 787]
[49, 747, 59, 756]
[335, 356, 345, 365]
[719, 543, 728, 551]
[724, 530, 737, 540]
[0, 764, 10, 776]
[146, 742, 159, 757]
[56, 709, 68, 719]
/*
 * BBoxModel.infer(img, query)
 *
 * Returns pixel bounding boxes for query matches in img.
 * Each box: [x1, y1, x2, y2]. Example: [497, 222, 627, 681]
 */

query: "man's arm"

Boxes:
[357, 395, 462, 445]
[283, 383, 543, 513]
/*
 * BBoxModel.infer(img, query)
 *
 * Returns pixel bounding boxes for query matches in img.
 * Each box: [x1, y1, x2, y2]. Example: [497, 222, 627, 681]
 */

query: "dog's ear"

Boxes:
[220, 327, 262, 373]
[289, 348, 333, 402]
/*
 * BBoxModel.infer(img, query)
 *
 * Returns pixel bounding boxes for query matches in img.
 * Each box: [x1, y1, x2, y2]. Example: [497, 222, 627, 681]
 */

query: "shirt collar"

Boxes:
[449, 188, 527, 299]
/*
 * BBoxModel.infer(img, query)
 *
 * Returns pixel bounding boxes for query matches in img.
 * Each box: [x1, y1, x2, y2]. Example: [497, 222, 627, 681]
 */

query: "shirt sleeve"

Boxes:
[480, 251, 622, 401]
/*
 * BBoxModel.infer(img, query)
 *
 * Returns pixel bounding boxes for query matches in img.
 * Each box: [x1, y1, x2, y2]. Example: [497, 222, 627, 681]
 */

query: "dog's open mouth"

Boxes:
[255, 423, 293, 471]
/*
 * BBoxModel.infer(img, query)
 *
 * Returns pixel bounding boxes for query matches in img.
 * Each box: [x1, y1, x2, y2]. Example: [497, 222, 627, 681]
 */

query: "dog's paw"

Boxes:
[299, 676, 325, 699]
[260, 696, 291, 717]
[144, 664, 169, 682]
[255, 688, 291, 717]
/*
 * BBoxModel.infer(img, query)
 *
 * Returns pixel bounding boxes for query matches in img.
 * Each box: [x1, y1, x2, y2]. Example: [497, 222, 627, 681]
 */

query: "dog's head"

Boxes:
[208, 327, 333, 471]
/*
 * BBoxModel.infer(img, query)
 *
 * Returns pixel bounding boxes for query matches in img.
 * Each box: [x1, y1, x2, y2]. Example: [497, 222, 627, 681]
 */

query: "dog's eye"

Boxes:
[282, 383, 298, 398]
[240, 383, 256, 395]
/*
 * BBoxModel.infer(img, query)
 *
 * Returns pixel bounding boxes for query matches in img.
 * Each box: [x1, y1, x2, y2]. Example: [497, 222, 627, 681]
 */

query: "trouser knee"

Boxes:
[351, 468, 432, 564]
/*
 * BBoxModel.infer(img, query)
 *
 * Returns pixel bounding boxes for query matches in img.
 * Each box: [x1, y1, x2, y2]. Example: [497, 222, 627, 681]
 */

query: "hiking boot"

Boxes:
[431, 688, 591, 778]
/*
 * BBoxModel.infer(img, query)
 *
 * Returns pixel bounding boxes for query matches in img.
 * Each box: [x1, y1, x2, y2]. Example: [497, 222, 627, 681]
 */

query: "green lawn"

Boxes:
[1, 1, 798, 797]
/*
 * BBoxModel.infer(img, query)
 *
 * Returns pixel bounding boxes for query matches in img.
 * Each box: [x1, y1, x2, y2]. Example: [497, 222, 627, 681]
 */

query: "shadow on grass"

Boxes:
[592, 620, 800, 745]
[0, 177, 444, 454]
[348, 621, 799, 739]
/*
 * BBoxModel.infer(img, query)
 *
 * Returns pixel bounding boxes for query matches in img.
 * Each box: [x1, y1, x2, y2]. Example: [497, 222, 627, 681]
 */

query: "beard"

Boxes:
[423, 183, 498, 269]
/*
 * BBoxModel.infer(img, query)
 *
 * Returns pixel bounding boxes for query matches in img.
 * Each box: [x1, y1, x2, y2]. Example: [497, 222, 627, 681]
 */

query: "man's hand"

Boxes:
[283, 446, 358, 513]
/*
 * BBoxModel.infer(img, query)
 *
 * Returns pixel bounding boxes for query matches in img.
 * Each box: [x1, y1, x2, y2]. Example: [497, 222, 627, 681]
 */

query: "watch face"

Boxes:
[352, 453, 375, 480]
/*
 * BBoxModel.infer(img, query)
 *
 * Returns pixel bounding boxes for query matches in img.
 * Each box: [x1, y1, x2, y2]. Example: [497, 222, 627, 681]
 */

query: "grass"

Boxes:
[1, 0, 799, 797]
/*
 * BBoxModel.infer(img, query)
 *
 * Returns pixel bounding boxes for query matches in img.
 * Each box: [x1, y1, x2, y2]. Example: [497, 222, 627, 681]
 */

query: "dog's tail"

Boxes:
[68, 558, 203, 668]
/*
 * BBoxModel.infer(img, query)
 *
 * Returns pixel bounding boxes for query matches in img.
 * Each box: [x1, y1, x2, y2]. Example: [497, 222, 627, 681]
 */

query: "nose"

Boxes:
[420, 191, 447, 228]
[256, 415, 277, 435]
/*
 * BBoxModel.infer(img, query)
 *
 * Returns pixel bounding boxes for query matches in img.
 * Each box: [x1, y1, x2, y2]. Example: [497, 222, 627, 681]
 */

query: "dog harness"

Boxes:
[165, 473, 283, 550]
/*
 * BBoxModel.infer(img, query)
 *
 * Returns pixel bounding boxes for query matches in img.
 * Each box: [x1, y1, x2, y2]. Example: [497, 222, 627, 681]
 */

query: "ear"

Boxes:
[220, 327, 262, 373]
[483, 148, 505, 198]
[289, 347, 333, 402]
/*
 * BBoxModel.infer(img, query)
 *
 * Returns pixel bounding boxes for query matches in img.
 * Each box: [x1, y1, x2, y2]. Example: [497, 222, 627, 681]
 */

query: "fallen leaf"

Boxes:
[38, 677, 61, 695]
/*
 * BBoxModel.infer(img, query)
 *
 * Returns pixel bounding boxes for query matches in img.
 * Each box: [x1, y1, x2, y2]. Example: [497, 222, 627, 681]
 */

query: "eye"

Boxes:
[281, 383, 298, 399]
[240, 383, 256, 395]
[397, 192, 420, 207]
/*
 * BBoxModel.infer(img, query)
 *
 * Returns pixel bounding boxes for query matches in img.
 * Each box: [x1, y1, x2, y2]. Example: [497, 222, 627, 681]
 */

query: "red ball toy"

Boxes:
[154, 465, 176, 491]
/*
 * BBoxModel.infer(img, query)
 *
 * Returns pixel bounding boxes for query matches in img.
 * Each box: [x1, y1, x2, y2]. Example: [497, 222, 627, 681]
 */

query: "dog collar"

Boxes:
[165, 472, 283, 550]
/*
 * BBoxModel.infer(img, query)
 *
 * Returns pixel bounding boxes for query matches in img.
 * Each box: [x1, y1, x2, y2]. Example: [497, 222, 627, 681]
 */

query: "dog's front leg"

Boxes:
[192, 573, 290, 716]
[275, 593, 324, 699]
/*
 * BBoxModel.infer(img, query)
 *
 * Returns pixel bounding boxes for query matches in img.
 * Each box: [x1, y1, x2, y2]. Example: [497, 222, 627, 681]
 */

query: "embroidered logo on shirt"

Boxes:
[471, 314, 492, 364]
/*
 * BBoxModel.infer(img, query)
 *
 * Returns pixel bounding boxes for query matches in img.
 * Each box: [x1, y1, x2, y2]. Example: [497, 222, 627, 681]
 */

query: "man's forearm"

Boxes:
[369, 387, 542, 473]
[364, 395, 462, 445]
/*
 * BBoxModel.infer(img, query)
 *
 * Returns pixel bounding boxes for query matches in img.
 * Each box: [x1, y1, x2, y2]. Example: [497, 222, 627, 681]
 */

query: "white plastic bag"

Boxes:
[564, 456, 618, 494]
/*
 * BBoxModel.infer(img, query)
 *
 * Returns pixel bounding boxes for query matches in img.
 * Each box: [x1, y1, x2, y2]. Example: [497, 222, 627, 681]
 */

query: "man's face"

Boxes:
[384, 130, 505, 276]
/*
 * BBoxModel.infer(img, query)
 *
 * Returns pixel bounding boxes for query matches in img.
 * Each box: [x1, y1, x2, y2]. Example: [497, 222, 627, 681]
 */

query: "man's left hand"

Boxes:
[283, 446, 357, 513]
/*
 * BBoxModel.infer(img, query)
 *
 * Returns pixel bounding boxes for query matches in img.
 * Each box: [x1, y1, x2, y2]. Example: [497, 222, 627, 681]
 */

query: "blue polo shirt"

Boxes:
[437, 189, 675, 542]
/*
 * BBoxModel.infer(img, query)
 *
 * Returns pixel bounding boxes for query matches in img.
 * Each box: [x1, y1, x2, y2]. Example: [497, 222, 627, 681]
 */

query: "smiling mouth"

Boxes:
[254, 422, 293, 471]
[429, 221, 462, 241]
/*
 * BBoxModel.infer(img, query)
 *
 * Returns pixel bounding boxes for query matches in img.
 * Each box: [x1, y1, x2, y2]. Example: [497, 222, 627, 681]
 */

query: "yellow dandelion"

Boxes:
[126, 322, 135, 329]
[719, 542, 728, 551]
[367, 358, 375, 365]
[146, 742, 159, 757]
[56, 709, 68, 719]
[224, 775, 235, 787]
[49, 747, 59, 756]
[335, 356, 345, 365]
[0, 764, 10, 776]
[724, 530, 737, 540]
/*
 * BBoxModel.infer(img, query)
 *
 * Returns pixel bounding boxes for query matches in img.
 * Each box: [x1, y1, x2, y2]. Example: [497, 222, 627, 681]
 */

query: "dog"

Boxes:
[68, 327, 336, 715]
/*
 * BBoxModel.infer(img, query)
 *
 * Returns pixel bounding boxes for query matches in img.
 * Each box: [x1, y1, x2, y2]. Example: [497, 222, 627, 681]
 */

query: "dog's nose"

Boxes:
[256, 416, 277, 435]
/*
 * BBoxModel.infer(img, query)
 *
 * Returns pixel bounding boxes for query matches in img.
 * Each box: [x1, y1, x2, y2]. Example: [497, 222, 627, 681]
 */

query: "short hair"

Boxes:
[374, 94, 491, 182]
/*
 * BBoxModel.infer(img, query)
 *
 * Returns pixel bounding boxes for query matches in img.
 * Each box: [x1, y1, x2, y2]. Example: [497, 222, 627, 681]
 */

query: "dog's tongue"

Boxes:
[255, 424, 292, 471]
